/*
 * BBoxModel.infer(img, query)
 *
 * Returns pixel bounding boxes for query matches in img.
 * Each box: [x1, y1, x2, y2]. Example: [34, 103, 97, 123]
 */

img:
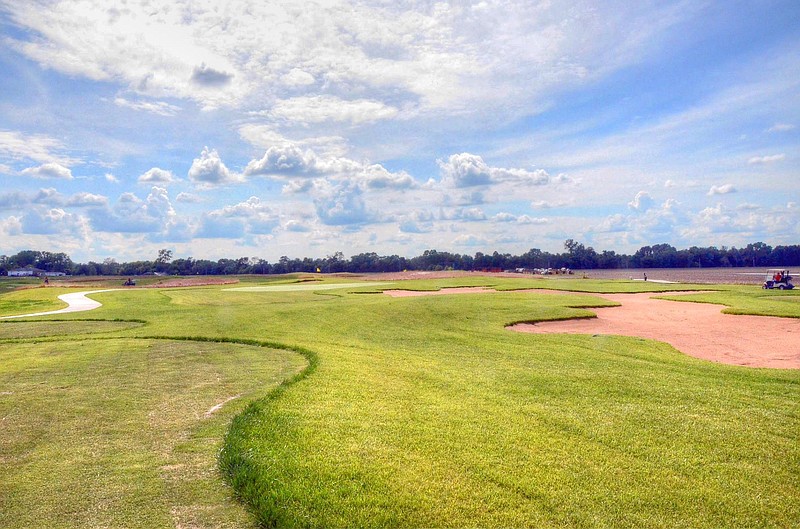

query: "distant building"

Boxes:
[8, 267, 42, 277]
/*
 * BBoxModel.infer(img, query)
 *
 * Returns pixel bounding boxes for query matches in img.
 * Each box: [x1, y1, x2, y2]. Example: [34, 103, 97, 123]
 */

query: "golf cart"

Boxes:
[763, 269, 794, 290]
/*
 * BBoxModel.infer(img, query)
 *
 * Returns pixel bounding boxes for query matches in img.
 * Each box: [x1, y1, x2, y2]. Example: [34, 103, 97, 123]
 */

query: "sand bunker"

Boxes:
[385, 288, 800, 369]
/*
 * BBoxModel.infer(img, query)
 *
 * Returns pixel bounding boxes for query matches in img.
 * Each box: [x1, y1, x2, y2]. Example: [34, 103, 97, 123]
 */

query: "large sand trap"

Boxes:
[385, 288, 800, 369]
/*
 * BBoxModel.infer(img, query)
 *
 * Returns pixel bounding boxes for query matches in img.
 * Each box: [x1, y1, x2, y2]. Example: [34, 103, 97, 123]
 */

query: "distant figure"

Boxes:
[643, 272, 648, 281]
[43, 276, 49, 285]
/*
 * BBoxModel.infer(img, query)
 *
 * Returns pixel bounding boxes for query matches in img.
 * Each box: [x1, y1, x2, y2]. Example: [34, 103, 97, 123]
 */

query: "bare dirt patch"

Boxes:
[383, 287, 800, 369]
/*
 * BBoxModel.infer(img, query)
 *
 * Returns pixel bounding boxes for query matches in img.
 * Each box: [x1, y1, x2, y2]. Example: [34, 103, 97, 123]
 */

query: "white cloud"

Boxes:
[114, 97, 180, 116]
[270, 96, 399, 125]
[238, 125, 349, 158]
[460, 207, 487, 221]
[21, 207, 87, 236]
[438, 153, 549, 188]
[281, 68, 316, 87]
[188, 147, 240, 186]
[492, 212, 517, 222]
[105, 172, 120, 183]
[0, 130, 78, 165]
[3, 1, 696, 118]
[628, 191, 655, 210]
[205, 196, 280, 235]
[531, 200, 567, 209]
[768, 123, 795, 132]
[245, 144, 322, 178]
[284, 219, 312, 232]
[138, 167, 176, 184]
[175, 192, 203, 203]
[708, 184, 737, 196]
[748, 154, 785, 165]
[89, 187, 187, 240]
[312, 181, 375, 226]
[67, 192, 108, 207]
[20, 162, 73, 180]
[245, 142, 415, 191]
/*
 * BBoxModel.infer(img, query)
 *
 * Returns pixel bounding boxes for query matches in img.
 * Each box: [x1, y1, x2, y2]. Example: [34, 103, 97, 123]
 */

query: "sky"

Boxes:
[0, 0, 798, 263]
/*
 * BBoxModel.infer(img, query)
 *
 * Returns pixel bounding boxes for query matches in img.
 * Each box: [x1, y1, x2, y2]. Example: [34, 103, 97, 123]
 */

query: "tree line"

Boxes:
[1, 241, 799, 277]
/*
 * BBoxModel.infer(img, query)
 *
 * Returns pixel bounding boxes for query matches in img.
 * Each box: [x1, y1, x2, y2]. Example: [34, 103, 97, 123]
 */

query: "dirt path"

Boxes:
[384, 288, 800, 369]
[0, 289, 118, 320]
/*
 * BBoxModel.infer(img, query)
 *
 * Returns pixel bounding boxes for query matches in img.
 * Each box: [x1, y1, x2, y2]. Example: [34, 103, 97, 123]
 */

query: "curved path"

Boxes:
[0, 289, 118, 320]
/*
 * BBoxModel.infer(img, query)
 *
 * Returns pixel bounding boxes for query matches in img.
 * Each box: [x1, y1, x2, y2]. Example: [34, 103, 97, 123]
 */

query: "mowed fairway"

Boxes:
[1, 277, 799, 528]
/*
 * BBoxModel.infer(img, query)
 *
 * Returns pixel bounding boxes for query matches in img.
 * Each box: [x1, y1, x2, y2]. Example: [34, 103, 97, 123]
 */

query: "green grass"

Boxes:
[657, 287, 800, 318]
[0, 276, 798, 528]
[0, 337, 306, 528]
[0, 319, 144, 339]
[0, 286, 70, 317]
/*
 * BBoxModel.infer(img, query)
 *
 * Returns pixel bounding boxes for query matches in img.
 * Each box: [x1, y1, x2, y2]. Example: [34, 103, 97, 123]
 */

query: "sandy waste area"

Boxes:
[384, 288, 800, 369]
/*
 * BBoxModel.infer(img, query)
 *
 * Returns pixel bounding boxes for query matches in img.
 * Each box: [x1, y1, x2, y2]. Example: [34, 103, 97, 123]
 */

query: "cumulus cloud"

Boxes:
[21, 207, 86, 235]
[199, 196, 279, 236]
[312, 181, 374, 226]
[357, 164, 416, 190]
[438, 153, 550, 188]
[67, 192, 108, 207]
[460, 207, 487, 221]
[88, 186, 188, 240]
[105, 172, 120, 183]
[245, 144, 322, 178]
[748, 154, 785, 165]
[138, 167, 176, 184]
[708, 184, 737, 196]
[245, 142, 415, 191]
[188, 147, 240, 186]
[20, 162, 73, 180]
[628, 191, 655, 210]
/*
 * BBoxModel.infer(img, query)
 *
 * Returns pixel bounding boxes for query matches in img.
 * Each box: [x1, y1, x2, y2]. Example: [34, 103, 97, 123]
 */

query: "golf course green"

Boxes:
[0, 275, 798, 528]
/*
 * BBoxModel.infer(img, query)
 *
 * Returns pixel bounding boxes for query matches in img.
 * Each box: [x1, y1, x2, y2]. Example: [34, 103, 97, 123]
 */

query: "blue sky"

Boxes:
[1, 0, 798, 263]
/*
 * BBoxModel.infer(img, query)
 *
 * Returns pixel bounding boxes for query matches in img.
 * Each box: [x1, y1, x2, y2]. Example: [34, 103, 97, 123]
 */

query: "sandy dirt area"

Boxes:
[384, 287, 799, 369]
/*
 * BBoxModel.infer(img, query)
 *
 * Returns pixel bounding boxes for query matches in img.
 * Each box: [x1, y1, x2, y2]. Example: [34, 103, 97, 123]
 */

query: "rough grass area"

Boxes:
[0, 320, 144, 339]
[0, 275, 798, 528]
[0, 287, 70, 317]
[657, 287, 800, 318]
[0, 338, 306, 528]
